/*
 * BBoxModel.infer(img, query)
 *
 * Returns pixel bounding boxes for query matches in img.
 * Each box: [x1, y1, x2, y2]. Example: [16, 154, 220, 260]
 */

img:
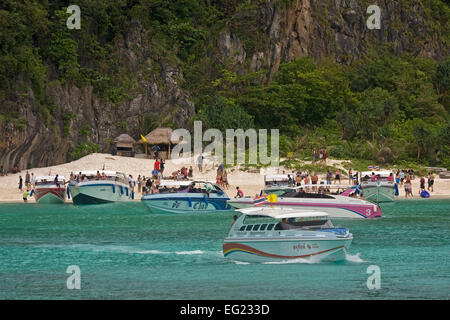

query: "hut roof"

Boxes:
[114, 134, 136, 144]
[141, 127, 180, 144]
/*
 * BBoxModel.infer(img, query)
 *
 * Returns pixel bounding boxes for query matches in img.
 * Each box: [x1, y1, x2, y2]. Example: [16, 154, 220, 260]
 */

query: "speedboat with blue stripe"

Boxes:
[141, 180, 231, 214]
[68, 170, 131, 204]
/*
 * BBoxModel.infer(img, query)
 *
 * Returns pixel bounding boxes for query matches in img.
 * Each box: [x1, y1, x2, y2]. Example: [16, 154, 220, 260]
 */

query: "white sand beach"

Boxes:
[0, 153, 449, 202]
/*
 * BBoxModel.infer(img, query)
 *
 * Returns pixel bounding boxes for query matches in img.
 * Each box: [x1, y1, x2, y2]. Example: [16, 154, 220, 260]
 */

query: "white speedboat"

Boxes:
[360, 170, 396, 203]
[33, 176, 66, 204]
[223, 207, 353, 263]
[228, 187, 382, 219]
[141, 180, 231, 214]
[68, 171, 131, 204]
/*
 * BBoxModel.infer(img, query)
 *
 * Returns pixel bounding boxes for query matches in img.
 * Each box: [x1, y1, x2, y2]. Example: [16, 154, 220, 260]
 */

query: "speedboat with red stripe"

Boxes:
[33, 176, 66, 204]
[223, 207, 353, 263]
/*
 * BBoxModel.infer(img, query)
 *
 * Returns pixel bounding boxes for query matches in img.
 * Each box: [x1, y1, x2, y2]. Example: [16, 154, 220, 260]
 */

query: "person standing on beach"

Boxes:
[311, 173, 318, 191]
[160, 159, 165, 175]
[25, 171, 30, 189]
[312, 148, 317, 163]
[322, 148, 327, 163]
[348, 168, 353, 185]
[420, 175, 426, 194]
[405, 177, 413, 198]
[18, 176, 23, 191]
[334, 170, 341, 184]
[137, 175, 142, 193]
[154, 159, 160, 172]
[197, 154, 204, 172]
[326, 169, 332, 185]
[428, 172, 435, 192]
[295, 173, 302, 186]
[400, 171, 405, 185]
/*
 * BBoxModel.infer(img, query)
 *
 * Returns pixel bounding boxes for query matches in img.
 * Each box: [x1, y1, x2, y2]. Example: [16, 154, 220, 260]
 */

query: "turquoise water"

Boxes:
[0, 199, 449, 300]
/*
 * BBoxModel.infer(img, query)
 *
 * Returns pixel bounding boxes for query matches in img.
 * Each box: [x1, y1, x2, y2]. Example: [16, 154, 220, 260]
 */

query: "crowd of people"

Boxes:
[288, 168, 352, 188]
[215, 164, 229, 189]
[312, 148, 327, 163]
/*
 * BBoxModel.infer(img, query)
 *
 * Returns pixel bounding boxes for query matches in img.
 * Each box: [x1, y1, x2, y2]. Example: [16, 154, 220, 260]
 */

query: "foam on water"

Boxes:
[175, 250, 204, 255]
[345, 252, 366, 263]
[263, 256, 320, 264]
[231, 260, 250, 265]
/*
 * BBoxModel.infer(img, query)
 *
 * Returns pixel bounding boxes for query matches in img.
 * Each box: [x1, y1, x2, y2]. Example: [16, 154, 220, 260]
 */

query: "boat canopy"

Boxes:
[361, 170, 392, 177]
[75, 170, 120, 176]
[293, 184, 351, 189]
[35, 176, 66, 182]
[237, 207, 328, 219]
[264, 174, 290, 182]
[160, 180, 193, 187]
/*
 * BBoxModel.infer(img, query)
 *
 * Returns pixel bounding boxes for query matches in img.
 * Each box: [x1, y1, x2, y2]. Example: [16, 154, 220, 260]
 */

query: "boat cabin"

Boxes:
[232, 208, 335, 234]
[158, 180, 225, 195]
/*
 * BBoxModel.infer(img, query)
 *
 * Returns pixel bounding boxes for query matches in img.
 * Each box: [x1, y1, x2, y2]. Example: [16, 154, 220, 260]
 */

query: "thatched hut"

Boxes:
[139, 127, 180, 159]
[114, 134, 136, 157]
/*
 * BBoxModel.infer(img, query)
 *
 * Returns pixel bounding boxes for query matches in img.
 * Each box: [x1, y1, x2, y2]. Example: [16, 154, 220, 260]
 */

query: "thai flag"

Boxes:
[375, 165, 380, 170]
[368, 166, 373, 170]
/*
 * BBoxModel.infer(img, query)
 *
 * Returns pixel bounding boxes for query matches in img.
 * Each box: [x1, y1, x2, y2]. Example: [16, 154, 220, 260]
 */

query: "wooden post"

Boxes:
[168, 142, 171, 160]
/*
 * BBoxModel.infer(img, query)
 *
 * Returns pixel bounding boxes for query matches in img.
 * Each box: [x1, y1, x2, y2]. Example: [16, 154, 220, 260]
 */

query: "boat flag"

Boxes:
[140, 134, 147, 143]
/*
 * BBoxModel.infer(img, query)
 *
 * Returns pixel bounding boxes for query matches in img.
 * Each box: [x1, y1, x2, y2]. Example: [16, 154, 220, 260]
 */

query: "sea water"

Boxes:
[0, 199, 449, 299]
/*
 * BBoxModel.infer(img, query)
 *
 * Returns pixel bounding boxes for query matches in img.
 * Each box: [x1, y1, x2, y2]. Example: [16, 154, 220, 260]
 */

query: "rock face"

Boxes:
[226, 0, 448, 78]
[0, 18, 194, 170]
[0, 0, 448, 170]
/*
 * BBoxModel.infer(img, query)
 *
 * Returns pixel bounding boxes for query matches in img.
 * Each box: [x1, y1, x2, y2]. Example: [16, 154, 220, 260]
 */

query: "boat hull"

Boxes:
[223, 238, 352, 263]
[34, 187, 66, 204]
[142, 193, 231, 214]
[361, 183, 395, 203]
[228, 198, 381, 219]
[69, 181, 131, 205]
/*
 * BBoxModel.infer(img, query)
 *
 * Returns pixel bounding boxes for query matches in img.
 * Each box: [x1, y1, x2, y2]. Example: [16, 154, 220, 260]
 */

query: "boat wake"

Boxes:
[344, 252, 366, 263]
[262, 257, 319, 265]
[175, 250, 204, 255]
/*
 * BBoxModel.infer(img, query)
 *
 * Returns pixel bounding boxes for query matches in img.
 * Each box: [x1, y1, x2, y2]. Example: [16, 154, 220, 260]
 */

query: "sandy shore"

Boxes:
[0, 153, 449, 203]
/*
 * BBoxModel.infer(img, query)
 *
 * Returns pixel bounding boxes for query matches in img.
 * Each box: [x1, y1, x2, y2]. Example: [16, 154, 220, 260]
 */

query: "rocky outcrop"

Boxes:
[0, 18, 194, 170]
[225, 0, 448, 78]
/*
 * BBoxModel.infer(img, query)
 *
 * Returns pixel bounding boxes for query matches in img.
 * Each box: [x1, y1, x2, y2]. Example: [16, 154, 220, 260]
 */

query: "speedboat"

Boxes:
[360, 170, 396, 203]
[223, 207, 353, 263]
[33, 176, 66, 204]
[228, 186, 382, 219]
[141, 180, 231, 214]
[68, 170, 131, 204]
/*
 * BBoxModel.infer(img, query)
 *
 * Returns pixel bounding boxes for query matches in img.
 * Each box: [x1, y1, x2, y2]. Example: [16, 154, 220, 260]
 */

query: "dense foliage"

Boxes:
[0, 0, 449, 167]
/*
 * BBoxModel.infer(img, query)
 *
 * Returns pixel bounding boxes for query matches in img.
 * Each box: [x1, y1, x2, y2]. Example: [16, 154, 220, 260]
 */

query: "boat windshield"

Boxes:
[243, 215, 333, 230]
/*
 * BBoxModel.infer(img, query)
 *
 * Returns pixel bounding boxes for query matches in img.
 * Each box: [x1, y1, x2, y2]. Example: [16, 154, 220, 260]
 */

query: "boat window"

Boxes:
[260, 224, 268, 231]
[245, 225, 253, 231]
[281, 191, 334, 199]
[252, 225, 260, 231]
[239, 226, 246, 231]
[266, 224, 275, 231]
